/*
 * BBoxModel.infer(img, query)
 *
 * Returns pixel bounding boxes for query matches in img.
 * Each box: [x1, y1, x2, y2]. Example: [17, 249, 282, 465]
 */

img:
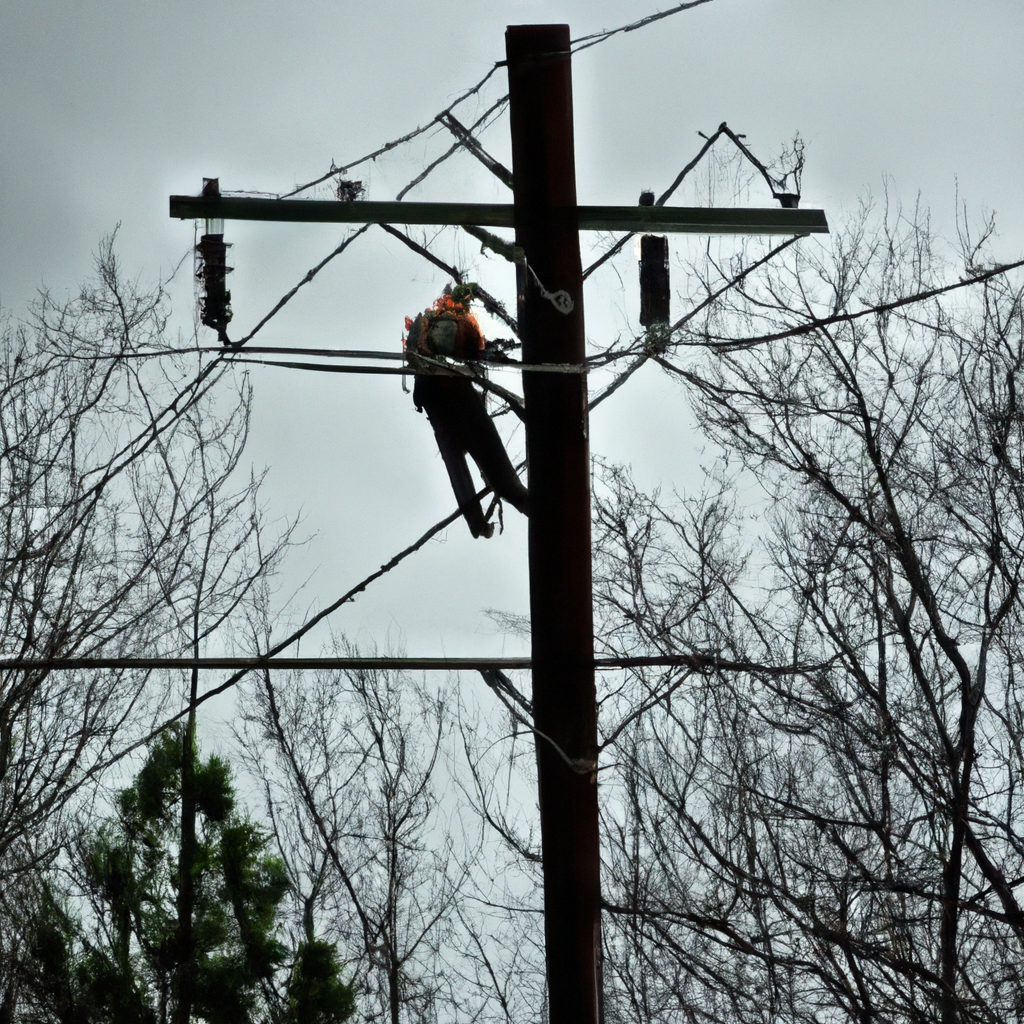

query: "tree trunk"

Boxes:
[172, 677, 199, 1024]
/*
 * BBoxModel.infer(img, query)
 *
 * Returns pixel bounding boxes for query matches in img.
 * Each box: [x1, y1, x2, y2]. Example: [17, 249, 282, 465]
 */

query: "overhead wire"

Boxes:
[234, 118, 1024, 678]
[229, 98, 510, 350]
[568, 0, 718, 53]
[110, 100, 947, 716]
[149, 140, 1024, 719]
[582, 120, 802, 281]
[663, 255, 1024, 351]
[66, 470, 513, 782]
[4, 0, 770, 794]
[114, 215, 799, 720]
[276, 0, 721, 200]
[278, 64, 505, 199]
[588, 232, 807, 409]
[0, 654, 820, 673]
[378, 223, 520, 334]
[582, 126, 723, 281]
[395, 95, 510, 202]
[223, 2, 760, 359]
[231, 225, 371, 348]
[60, 344, 588, 373]
[66, 241, 1024, 378]
[39, 0, 1024, 808]
[47, 0, 820, 772]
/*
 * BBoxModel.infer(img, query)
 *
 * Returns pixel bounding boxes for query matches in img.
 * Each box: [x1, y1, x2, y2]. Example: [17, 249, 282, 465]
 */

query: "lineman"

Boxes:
[407, 285, 528, 538]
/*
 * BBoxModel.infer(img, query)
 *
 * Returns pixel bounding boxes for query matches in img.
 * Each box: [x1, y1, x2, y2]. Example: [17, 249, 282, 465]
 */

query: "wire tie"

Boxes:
[519, 258, 574, 315]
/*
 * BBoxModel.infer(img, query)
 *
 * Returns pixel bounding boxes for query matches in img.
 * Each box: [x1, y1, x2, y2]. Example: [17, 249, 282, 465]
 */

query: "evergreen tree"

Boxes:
[17, 728, 355, 1024]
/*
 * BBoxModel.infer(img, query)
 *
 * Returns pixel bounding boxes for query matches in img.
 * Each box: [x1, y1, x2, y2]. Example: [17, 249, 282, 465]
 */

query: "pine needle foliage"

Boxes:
[19, 728, 355, 1024]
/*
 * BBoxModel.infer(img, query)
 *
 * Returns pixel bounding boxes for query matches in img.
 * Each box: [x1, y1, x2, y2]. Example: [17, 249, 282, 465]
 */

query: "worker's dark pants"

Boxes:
[414, 375, 529, 538]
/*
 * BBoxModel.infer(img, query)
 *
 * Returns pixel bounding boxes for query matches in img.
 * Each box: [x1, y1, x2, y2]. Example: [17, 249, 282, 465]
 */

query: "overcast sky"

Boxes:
[2, 0, 1022, 699]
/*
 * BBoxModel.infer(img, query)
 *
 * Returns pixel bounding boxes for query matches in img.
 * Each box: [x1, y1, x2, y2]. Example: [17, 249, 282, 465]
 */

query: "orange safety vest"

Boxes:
[405, 298, 485, 363]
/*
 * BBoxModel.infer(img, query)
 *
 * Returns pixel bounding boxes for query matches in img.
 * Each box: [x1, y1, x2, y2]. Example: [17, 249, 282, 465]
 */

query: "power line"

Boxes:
[209, 116, 816, 367]
[155, 239, 821, 701]
[569, 0, 717, 52]
[53, 346, 597, 376]
[61, 3, 749, 780]
[588, 233, 807, 408]
[396, 95, 511, 201]
[278, 0, 723, 203]
[582, 123, 725, 280]
[206, 0, 757, 370]
[150, 9, 810, 703]
[677, 255, 1024, 351]
[279, 66, 505, 199]
[81, 225, 1004, 722]
[207, 54, 810, 361]
[0, 654, 814, 673]
[232, 224, 371, 347]
[225, 356, 587, 377]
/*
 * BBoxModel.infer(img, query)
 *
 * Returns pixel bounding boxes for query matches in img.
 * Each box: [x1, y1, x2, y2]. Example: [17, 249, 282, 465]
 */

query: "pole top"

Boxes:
[505, 23, 571, 64]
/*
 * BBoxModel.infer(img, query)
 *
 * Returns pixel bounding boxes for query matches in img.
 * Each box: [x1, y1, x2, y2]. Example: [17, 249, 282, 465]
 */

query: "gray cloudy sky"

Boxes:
[2, 0, 1022, 678]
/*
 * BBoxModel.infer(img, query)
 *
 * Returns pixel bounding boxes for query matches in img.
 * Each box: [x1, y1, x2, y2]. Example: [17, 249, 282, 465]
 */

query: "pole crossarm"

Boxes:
[170, 195, 828, 235]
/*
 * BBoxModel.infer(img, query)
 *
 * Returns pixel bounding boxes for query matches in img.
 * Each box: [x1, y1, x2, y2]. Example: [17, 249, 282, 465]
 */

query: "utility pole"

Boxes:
[168, 33, 828, 1023]
[507, 25, 600, 1024]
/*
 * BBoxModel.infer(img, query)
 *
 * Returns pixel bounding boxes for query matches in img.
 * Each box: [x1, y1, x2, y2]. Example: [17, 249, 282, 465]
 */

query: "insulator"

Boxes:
[639, 234, 670, 327]
[197, 233, 233, 342]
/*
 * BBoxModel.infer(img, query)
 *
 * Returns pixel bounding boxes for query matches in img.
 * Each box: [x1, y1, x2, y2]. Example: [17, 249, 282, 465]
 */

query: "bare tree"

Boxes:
[230, 194, 1024, 1023]
[238, 642, 475, 1024]
[594, 199, 1024, 1023]
[0, 235, 288, 1009]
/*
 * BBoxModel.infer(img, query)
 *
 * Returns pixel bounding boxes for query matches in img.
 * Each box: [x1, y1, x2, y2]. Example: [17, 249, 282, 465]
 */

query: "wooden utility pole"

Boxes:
[506, 24, 600, 1024]
[169, 32, 828, 1023]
